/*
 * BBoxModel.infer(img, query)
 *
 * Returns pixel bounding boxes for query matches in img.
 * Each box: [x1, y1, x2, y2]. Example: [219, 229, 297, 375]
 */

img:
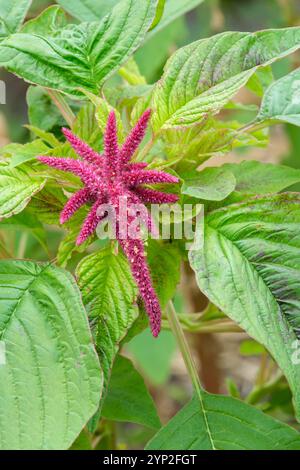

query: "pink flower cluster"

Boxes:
[38, 109, 179, 336]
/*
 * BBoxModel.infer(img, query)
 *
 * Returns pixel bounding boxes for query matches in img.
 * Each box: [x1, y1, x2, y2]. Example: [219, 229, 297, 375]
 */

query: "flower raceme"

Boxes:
[38, 109, 179, 337]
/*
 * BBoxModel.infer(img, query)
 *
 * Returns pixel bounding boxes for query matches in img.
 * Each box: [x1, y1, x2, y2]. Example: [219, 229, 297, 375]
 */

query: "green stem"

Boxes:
[166, 301, 202, 394]
[166, 300, 215, 449]
[162, 316, 242, 334]
[46, 88, 76, 128]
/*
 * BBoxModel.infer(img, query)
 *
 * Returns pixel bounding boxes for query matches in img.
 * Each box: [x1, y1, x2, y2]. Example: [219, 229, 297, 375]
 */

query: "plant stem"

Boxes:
[46, 88, 76, 128]
[166, 300, 202, 393]
[167, 300, 216, 449]
[162, 316, 242, 334]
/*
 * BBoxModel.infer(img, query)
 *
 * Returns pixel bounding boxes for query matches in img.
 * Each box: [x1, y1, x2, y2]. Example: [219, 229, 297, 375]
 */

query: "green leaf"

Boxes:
[0, 0, 32, 39]
[189, 193, 300, 421]
[0, 163, 45, 219]
[257, 67, 300, 126]
[102, 355, 161, 429]
[146, 393, 300, 450]
[182, 167, 236, 201]
[27, 86, 66, 132]
[0, 0, 158, 97]
[2, 139, 50, 168]
[56, 0, 120, 22]
[0, 260, 102, 449]
[151, 27, 300, 130]
[76, 247, 139, 409]
[221, 160, 300, 202]
[56, 0, 192, 36]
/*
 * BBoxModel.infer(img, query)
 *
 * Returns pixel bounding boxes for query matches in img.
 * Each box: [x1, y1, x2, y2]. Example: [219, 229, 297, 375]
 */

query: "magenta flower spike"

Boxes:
[38, 109, 179, 337]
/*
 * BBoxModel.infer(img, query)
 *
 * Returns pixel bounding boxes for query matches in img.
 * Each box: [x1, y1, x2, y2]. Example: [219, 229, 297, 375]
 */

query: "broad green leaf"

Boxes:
[0, 0, 31, 39]
[223, 160, 300, 199]
[189, 193, 300, 420]
[0, 209, 48, 253]
[127, 329, 176, 386]
[2, 139, 50, 168]
[257, 67, 300, 126]
[27, 86, 66, 132]
[56, 0, 120, 22]
[0, 0, 158, 96]
[147, 0, 204, 39]
[102, 355, 161, 429]
[0, 260, 102, 449]
[0, 163, 45, 218]
[76, 247, 139, 407]
[146, 393, 300, 450]
[151, 27, 300, 130]
[182, 167, 236, 201]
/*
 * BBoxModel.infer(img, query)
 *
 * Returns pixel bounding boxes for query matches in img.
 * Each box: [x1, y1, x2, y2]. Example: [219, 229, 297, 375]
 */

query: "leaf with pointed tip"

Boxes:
[0, 0, 32, 40]
[146, 393, 300, 450]
[0, 0, 158, 97]
[0, 260, 102, 449]
[189, 193, 300, 421]
[257, 67, 300, 127]
[102, 355, 161, 429]
[151, 27, 300, 130]
[0, 163, 45, 219]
